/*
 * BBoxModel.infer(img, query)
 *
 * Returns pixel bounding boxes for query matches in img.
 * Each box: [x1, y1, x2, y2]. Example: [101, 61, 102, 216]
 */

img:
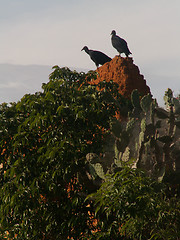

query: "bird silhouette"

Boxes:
[111, 30, 132, 57]
[81, 46, 112, 68]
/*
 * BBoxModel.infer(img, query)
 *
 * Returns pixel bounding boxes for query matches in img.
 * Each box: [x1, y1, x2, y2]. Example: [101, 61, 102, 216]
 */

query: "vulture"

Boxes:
[111, 30, 132, 57]
[81, 46, 112, 68]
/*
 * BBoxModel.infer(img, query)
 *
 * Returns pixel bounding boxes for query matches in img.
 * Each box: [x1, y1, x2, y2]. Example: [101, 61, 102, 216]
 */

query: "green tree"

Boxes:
[0, 66, 179, 239]
[0, 67, 127, 239]
[89, 164, 180, 240]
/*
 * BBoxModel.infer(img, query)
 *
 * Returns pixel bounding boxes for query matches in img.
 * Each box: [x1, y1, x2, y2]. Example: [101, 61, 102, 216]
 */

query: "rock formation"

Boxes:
[91, 56, 151, 98]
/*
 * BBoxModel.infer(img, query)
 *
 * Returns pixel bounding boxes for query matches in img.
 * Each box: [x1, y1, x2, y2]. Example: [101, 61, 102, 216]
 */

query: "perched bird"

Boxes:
[81, 46, 112, 68]
[111, 30, 132, 57]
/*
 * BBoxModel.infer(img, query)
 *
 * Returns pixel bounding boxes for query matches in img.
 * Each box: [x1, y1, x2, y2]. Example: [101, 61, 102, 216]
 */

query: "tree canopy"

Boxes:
[0, 67, 179, 239]
[0, 66, 128, 239]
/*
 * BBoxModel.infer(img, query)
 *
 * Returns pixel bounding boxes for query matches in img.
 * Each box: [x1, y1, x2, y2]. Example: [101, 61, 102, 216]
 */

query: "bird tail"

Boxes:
[125, 51, 132, 57]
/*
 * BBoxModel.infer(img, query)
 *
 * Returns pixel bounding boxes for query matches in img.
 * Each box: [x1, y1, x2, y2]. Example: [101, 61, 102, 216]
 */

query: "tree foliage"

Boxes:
[0, 67, 179, 239]
[88, 163, 180, 239]
[0, 67, 128, 239]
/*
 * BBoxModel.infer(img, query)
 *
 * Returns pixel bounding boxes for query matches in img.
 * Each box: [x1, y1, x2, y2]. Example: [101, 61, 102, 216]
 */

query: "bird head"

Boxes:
[111, 30, 116, 36]
[81, 46, 88, 51]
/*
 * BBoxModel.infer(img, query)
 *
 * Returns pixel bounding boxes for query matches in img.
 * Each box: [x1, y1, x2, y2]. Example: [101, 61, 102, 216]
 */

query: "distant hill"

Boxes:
[0, 64, 88, 104]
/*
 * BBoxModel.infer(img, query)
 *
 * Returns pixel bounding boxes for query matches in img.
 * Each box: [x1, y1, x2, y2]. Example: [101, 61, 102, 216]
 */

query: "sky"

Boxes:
[0, 0, 180, 105]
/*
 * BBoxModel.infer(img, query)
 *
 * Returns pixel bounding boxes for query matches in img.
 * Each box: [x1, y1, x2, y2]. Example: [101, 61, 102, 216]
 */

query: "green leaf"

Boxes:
[56, 105, 64, 115]
[131, 89, 141, 109]
[110, 120, 122, 138]
[173, 97, 180, 113]
[140, 94, 152, 113]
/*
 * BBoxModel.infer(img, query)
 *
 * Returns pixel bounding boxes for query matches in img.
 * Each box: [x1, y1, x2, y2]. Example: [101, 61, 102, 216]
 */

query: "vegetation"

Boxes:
[112, 88, 180, 182]
[88, 164, 180, 239]
[0, 67, 179, 239]
[0, 67, 128, 239]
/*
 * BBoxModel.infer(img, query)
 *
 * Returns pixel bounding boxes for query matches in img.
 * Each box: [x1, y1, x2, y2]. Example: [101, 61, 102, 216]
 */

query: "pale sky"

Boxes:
[0, 0, 180, 105]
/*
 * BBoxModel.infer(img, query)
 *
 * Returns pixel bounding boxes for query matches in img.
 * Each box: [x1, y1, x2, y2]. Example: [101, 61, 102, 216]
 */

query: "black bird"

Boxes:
[111, 30, 132, 57]
[81, 46, 112, 68]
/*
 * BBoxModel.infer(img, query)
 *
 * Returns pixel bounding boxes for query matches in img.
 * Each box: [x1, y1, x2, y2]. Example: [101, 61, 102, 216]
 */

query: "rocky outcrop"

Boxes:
[91, 56, 151, 98]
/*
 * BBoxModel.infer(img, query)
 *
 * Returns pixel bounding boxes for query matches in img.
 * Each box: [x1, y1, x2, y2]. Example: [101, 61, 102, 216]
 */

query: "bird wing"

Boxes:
[112, 35, 128, 52]
[90, 50, 112, 65]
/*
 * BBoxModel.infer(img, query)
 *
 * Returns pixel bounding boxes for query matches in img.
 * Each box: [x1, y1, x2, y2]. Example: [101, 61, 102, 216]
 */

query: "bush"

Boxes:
[89, 164, 180, 240]
[0, 67, 127, 239]
[0, 67, 179, 239]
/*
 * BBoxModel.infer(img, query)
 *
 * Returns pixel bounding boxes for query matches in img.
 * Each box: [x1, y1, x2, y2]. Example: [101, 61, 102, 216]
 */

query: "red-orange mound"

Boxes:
[92, 56, 151, 98]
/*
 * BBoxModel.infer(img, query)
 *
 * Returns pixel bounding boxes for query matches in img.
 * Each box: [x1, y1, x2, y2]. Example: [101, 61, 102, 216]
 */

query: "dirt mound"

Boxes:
[92, 56, 151, 98]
